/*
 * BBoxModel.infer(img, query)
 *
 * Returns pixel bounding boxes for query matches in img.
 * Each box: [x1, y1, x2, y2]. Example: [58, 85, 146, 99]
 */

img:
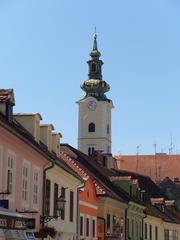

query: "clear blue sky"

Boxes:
[0, 0, 180, 155]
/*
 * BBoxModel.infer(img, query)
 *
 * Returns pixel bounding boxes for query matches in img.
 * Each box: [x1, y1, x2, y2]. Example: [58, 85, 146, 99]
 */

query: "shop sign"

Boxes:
[0, 217, 27, 230]
[14, 219, 26, 229]
[0, 218, 7, 228]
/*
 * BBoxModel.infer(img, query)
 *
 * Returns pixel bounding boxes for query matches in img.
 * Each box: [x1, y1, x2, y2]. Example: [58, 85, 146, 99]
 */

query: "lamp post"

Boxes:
[40, 193, 66, 240]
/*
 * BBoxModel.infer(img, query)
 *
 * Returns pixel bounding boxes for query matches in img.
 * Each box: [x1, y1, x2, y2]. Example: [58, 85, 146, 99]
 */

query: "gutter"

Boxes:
[41, 162, 55, 240]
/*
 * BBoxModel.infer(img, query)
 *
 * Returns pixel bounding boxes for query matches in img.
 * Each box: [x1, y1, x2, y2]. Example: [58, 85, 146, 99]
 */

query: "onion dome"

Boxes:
[81, 33, 110, 101]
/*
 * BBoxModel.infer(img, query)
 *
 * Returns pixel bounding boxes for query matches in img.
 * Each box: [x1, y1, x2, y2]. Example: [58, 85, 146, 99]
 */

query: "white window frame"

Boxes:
[92, 216, 97, 240]
[22, 160, 30, 206]
[32, 167, 40, 210]
[7, 150, 16, 201]
[80, 213, 84, 239]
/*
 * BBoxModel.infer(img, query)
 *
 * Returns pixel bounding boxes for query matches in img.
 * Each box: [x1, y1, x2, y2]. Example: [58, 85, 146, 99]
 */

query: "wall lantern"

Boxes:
[40, 194, 66, 224]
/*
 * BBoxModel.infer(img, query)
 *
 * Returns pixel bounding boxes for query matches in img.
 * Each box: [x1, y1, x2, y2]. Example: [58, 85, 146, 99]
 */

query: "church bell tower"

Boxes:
[77, 33, 114, 156]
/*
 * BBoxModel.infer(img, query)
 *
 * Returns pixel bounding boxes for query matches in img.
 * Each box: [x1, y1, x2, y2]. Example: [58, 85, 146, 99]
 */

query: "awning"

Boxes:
[0, 207, 30, 230]
[0, 208, 29, 219]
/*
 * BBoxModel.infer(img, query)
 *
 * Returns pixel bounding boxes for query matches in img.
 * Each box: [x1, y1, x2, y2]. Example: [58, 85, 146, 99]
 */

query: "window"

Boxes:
[7, 154, 15, 194]
[88, 147, 95, 156]
[53, 183, 58, 216]
[69, 191, 74, 222]
[80, 215, 84, 237]
[86, 217, 89, 237]
[136, 222, 139, 239]
[103, 156, 106, 167]
[45, 179, 51, 216]
[149, 225, 152, 240]
[155, 226, 158, 240]
[91, 63, 97, 72]
[107, 214, 110, 232]
[61, 187, 66, 220]
[88, 123, 95, 132]
[22, 164, 29, 202]
[92, 218, 96, 238]
[33, 170, 39, 207]
[129, 185, 132, 196]
[107, 124, 109, 134]
[127, 218, 130, 238]
[172, 230, 178, 240]
[164, 229, 169, 240]
[144, 223, 147, 239]
[132, 220, 134, 238]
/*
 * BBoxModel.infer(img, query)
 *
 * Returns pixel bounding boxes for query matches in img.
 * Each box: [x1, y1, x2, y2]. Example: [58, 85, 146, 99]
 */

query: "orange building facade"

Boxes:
[79, 178, 99, 240]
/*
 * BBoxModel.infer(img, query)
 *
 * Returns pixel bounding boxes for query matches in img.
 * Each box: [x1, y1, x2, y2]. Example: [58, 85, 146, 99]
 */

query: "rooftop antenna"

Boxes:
[136, 144, 141, 172]
[153, 143, 158, 183]
[169, 134, 174, 154]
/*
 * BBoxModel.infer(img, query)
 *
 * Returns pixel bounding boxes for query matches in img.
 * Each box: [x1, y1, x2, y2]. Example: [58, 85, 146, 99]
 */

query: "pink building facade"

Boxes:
[0, 123, 48, 231]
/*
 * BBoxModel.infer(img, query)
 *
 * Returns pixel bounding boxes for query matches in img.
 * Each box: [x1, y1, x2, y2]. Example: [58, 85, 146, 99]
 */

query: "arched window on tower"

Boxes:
[107, 124, 110, 134]
[88, 123, 95, 132]
[88, 147, 95, 156]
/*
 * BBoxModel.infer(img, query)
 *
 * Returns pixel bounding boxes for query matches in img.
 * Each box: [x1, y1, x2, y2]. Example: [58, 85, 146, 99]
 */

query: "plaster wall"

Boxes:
[0, 126, 49, 230]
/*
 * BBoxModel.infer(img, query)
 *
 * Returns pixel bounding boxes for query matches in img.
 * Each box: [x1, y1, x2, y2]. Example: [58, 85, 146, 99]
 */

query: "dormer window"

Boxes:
[91, 63, 97, 72]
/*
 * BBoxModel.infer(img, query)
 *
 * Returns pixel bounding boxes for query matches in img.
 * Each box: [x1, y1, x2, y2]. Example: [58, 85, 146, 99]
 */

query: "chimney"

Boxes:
[0, 89, 15, 123]
[40, 124, 54, 151]
[14, 113, 42, 143]
[52, 132, 62, 157]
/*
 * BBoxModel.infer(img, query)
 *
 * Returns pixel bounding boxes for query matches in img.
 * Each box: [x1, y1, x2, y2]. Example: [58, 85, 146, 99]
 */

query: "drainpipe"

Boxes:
[76, 182, 85, 240]
[41, 162, 55, 240]
[124, 208, 127, 240]
[97, 216, 106, 240]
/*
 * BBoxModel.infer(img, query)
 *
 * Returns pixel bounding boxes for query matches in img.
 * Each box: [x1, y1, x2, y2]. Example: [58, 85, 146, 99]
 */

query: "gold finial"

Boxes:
[93, 26, 97, 39]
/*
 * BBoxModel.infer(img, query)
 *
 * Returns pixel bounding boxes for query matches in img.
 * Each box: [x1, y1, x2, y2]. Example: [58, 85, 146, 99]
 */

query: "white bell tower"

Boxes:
[77, 34, 114, 156]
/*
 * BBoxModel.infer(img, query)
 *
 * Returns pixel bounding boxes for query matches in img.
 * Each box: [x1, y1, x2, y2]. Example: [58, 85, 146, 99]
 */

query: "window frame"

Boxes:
[69, 190, 74, 222]
[32, 168, 40, 209]
[7, 151, 16, 199]
[86, 216, 90, 237]
[22, 161, 30, 204]
[80, 214, 84, 238]
[92, 216, 97, 239]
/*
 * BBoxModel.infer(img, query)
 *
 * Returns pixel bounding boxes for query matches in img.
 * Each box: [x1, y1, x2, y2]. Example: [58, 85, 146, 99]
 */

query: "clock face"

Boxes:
[87, 101, 97, 111]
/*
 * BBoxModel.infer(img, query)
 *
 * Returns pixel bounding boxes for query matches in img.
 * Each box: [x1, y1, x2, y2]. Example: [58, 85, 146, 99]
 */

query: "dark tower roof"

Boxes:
[81, 33, 111, 101]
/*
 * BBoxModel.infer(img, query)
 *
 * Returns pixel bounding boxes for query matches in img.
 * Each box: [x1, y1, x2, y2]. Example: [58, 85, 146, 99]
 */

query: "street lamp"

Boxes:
[40, 194, 66, 224]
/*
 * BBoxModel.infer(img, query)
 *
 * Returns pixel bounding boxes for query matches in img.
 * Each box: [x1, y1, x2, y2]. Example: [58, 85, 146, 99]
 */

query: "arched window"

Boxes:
[88, 123, 95, 132]
[88, 147, 95, 156]
[107, 124, 110, 134]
